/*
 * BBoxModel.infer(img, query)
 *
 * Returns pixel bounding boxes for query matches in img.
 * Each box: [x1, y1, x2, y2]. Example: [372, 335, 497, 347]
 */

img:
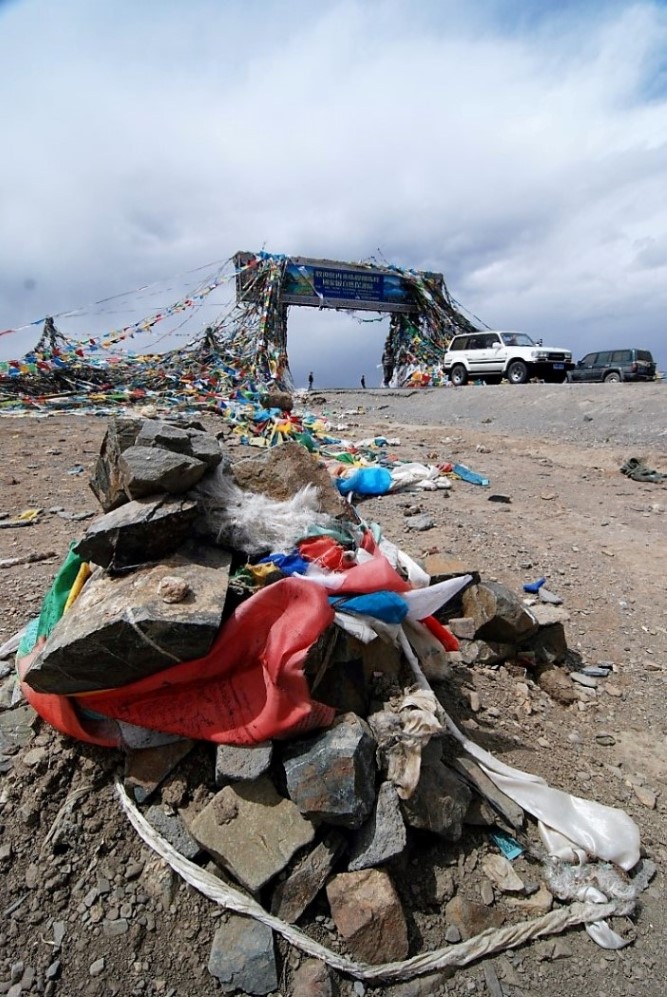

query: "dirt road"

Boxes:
[0, 385, 665, 996]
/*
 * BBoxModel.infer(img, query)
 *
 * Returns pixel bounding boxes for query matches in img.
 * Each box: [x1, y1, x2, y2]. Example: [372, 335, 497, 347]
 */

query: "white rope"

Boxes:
[116, 779, 625, 983]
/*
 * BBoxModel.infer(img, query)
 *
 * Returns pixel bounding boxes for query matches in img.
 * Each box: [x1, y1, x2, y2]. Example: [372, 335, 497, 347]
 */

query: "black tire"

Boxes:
[507, 360, 528, 384]
[450, 364, 468, 386]
[604, 371, 622, 383]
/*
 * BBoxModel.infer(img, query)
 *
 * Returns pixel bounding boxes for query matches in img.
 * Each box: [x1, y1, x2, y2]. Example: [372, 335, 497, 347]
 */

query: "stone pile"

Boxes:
[18, 414, 580, 994]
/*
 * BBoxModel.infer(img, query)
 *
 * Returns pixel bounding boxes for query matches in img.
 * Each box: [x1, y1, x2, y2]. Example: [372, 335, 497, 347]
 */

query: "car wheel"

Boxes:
[507, 360, 528, 384]
[604, 371, 622, 382]
[450, 364, 468, 386]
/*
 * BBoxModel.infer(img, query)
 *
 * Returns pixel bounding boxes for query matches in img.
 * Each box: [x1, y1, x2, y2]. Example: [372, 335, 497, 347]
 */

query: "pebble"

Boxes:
[570, 672, 598, 688]
[582, 667, 610, 678]
[445, 925, 461, 944]
[634, 785, 657, 809]
[595, 734, 616, 747]
[480, 880, 494, 906]
[89, 958, 105, 977]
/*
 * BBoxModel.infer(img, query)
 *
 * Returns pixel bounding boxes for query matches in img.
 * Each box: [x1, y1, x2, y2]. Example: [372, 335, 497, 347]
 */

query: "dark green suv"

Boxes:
[568, 349, 656, 383]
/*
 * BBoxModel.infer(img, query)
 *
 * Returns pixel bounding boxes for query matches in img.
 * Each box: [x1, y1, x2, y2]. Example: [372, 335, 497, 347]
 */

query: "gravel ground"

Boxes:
[316, 382, 667, 451]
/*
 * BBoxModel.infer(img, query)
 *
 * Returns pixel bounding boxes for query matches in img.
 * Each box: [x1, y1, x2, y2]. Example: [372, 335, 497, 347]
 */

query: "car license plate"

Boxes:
[553, 363, 564, 369]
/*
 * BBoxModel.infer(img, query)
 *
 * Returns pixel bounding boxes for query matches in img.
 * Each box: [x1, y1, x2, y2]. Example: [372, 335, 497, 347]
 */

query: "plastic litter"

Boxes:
[335, 467, 393, 497]
[523, 577, 546, 593]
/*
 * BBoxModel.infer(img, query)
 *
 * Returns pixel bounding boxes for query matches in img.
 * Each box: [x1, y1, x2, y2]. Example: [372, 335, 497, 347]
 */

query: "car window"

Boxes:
[478, 334, 497, 348]
[449, 337, 467, 351]
[581, 353, 597, 365]
[595, 352, 612, 365]
[612, 351, 632, 363]
[637, 350, 654, 363]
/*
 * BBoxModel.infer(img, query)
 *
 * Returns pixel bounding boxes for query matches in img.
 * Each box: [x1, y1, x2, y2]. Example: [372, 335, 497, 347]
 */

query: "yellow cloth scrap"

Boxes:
[63, 562, 91, 613]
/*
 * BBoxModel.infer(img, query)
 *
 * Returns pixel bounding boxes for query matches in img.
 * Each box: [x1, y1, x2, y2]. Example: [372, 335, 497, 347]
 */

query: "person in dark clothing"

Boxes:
[307, 371, 314, 390]
[360, 374, 366, 388]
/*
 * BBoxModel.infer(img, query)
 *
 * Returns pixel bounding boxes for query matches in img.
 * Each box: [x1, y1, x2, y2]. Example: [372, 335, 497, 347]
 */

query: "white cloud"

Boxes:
[1, 0, 667, 381]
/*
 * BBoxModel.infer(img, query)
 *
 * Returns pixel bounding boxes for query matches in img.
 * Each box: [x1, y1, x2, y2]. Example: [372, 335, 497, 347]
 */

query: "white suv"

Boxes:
[443, 331, 574, 385]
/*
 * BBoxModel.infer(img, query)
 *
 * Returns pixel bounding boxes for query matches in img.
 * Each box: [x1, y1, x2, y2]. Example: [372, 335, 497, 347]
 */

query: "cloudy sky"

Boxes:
[1, 0, 667, 386]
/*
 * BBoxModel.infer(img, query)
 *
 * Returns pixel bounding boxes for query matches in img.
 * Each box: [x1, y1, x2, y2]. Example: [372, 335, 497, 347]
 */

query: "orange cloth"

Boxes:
[76, 577, 336, 745]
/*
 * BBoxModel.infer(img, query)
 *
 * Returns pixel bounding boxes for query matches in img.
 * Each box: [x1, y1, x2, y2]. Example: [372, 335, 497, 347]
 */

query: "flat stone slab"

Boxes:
[326, 868, 409, 964]
[283, 713, 377, 828]
[189, 777, 315, 893]
[124, 740, 195, 803]
[215, 742, 274, 785]
[119, 446, 207, 499]
[74, 496, 198, 571]
[145, 806, 201, 861]
[24, 544, 231, 694]
[271, 833, 345, 923]
[136, 421, 223, 470]
[90, 417, 143, 512]
[348, 781, 407, 871]
[208, 915, 277, 994]
[401, 761, 471, 841]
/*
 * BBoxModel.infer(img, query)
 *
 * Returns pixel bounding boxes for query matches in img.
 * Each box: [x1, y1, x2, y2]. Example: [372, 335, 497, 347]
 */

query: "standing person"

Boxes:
[360, 374, 366, 389]
[307, 371, 314, 391]
[382, 345, 395, 387]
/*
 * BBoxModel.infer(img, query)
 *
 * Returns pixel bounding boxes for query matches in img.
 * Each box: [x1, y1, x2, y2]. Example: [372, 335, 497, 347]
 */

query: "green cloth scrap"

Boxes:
[17, 544, 83, 657]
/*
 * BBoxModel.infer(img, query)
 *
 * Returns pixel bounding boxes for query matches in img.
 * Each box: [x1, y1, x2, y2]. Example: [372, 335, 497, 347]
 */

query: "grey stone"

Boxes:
[460, 640, 515, 666]
[538, 587, 563, 605]
[530, 603, 570, 626]
[451, 757, 524, 831]
[102, 918, 129, 937]
[136, 420, 193, 453]
[189, 776, 315, 892]
[348, 782, 406, 871]
[283, 713, 377, 828]
[119, 445, 207, 499]
[405, 513, 435, 531]
[327, 869, 409, 964]
[184, 428, 224, 468]
[401, 761, 471, 841]
[89, 959, 105, 978]
[570, 671, 598, 689]
[271, 833, 345, 923]
[24, 544, 231, 694]
[291, 959, 334, 997]
[74, 496, 199, 571]
[215, 742, 273, 786]
[0, 705, 36, 751]
[208, 914, 277, 994]
[445, 925, 461, 944]
[462, 582, 539, 643]
[232, 440, 349, 519]
[518, 623, 568, 665]
[146, 806, 201, 860]
[90, 417, 143, 511]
